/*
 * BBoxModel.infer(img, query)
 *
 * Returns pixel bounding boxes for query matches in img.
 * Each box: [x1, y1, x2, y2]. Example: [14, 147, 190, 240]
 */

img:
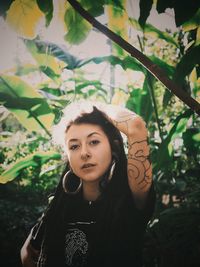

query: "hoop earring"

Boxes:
[107, 160, 116, 181]
[62, 170, 82, 194]
[99, 160, 116, 191]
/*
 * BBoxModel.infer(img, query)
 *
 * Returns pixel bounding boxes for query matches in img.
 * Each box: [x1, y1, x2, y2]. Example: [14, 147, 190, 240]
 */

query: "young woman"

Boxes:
[20, 101, 156, 267]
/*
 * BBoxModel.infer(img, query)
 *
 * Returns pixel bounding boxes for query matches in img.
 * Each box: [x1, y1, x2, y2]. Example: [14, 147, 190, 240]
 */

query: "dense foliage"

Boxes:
[0, 1, 200, 266]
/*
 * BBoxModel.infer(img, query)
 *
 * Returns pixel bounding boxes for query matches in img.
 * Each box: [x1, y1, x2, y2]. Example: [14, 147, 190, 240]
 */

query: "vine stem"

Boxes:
[67, 0, 200, 116]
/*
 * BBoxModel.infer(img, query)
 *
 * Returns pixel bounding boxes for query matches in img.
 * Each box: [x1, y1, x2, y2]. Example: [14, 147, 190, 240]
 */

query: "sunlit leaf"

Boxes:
[111, 89, 129, 105]
[182, 8, 200, 32]
[193, 133, 200, 142]
[0, 151, 61, 184]
[64, 3, 92, 44]
[6, 0, 44, 39]
[107, 0, 128, 41]
[0, 75, 54, 132]
[196, 26, 200, 46]
[26, 39, 82, 69]
[129, 18, 178, 47]
[24, 39, 63, 80]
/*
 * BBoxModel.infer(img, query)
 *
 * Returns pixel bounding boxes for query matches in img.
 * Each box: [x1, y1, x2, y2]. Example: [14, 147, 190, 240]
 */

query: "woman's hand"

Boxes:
[20, 231, 39, 267]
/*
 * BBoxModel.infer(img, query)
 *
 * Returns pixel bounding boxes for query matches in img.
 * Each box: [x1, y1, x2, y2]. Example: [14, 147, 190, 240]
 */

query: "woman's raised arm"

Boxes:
[102, 104, 153, 208]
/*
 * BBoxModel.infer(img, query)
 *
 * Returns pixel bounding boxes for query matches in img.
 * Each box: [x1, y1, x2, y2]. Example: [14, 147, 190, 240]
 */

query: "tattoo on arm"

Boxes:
[128, 139, 152, 193]
[112, 113, 138, 135]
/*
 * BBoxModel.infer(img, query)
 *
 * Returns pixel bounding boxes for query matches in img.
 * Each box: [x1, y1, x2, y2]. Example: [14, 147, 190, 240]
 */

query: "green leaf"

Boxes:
[0, 0, 14, 17]
[28, 39, 82, 69]
[64, 5, 92, 44]
[39, 87, 65, 97]
[0, 151, 61, 184]
[81, 0, 104, 17]
[173, 45, 200, 85]
[182, 9, 200, 31]
[162, 90, 173, 108]
[156, 0, 200, 27]
[36, 0, 53, 27]
[154, 109, 193, 172]
[193, 132, 200, 141]
[182, 128, 200, 156]
[88, 55, 143, 72]
[138, 0, 153, 28]
[0, 75, 54, 133]
[15, 63, 40, 76]
[24, 39, 63, 78]
[105, 0, 124, 10]
[126, 78, 153, 124]
[129, 18, 178, 47]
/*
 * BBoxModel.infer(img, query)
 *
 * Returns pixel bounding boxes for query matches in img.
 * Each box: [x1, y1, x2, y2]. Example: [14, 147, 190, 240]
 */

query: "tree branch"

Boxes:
[67, 0, 200, 116]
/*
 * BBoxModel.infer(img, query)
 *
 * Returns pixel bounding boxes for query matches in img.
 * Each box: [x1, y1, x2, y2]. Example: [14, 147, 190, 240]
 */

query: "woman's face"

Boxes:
[65, 123, 112, 184]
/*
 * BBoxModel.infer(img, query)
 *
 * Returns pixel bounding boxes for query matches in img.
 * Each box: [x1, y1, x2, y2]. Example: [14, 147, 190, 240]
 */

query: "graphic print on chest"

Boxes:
[65, 228, 88, 266]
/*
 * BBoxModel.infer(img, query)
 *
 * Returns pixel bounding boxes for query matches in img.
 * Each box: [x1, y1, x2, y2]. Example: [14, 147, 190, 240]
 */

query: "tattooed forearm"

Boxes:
[102, 104, 152, 196]
[128, 139, 152, 194]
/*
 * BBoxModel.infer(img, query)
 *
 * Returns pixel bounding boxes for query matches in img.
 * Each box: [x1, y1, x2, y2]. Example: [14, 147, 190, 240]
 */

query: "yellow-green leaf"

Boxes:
[0, 75, 54, 132]
[6, 0, 44, 39]
[0, 151, 61, 184]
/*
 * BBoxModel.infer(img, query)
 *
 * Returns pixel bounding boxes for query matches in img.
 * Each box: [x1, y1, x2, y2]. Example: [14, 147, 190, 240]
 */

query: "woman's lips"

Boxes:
[81, 163, 96, 169]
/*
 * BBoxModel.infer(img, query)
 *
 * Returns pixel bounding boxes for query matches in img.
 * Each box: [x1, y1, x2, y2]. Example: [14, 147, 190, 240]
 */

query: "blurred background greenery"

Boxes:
[0, 0, 200, 266]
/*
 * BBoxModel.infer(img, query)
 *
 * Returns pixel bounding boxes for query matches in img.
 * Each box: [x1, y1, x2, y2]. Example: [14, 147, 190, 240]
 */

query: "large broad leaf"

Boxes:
[126, 77, 153, 124]
[138, 0, 153, 28]
[86, 55, 143, 72]
[129, 18, 178, 47]
[0, 75, 54, 133]
[156, 0, 200, 27]
[64, 3, 92, 44]
[173, 45, 200, 85]
[36, 0, 53, 27]
[154, 109, 193, 172]
[0, 151, 61, 184]
[81, 0, 104, 17]
[148, 55, 175, 107]
[182, 9, 200, 32]
[26, 39, 82, 69]
[24, 39, 63, 81]
[6, 0, 44, 39]
[107, 0, 128, 56]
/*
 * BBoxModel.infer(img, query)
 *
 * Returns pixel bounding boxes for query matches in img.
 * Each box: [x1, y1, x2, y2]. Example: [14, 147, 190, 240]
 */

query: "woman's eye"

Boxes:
[69, 144, 79, 150]
[90, 140, 100, 145]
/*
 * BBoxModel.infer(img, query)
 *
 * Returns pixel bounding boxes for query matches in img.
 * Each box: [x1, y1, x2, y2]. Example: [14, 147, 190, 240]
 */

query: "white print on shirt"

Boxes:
[65, 228, 88, 266]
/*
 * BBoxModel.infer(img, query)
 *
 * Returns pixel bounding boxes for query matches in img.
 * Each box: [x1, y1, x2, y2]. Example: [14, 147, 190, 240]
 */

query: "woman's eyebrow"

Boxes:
[68, 132, 101, 143]
[87, 132, 101, 138]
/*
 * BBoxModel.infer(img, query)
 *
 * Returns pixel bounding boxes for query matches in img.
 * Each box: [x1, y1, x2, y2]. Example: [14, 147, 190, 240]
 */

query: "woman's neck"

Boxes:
[82, 181, 101, 201]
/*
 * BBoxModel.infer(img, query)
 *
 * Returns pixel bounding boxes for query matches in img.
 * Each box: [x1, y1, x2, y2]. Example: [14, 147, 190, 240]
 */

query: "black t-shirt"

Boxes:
[30, 185, 155, 267]
[63, 199, 100, 267]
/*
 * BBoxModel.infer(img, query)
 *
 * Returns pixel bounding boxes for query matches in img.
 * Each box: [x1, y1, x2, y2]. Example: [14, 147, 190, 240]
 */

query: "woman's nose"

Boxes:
[80, 146, 91, 160]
